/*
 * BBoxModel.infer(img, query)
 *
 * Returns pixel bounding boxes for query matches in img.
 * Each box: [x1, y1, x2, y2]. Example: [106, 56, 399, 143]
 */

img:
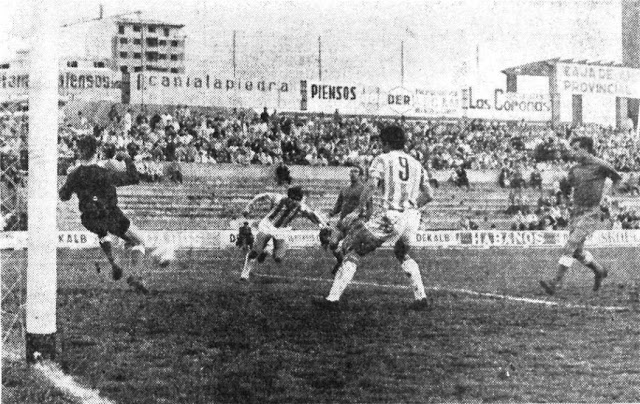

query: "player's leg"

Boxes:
[110, 210, 148, 293]
[540, 212, 589, 294]
[315, 217, 384, 306]
[81, 213, 124, 280]
[394, 210, 428, 306]
[241, 232, 269, 280]
[272, 238, 287, 263]
[328, 225, 346, 275]
[572, 247, 608, 291]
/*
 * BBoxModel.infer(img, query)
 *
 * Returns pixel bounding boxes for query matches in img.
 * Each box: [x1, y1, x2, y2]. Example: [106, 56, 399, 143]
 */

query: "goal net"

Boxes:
[1, 102, 29, 359]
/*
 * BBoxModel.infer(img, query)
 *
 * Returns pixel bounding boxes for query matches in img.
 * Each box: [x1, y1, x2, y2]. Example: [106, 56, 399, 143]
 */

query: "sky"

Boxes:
[0, 0, 624, 90]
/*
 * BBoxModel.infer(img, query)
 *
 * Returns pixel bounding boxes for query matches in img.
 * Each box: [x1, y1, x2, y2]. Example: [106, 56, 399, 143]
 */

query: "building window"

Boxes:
[94, 61, 105, 68]
[158, 53, 167, 60]
[148, 25, 156, 33]
[159, 40, 167, 46]
[120, 37, 128, 44]
[133, 25, 141, 32]
[170, 68, 179, 73]
[170, 54, 178, 61]
[0, 63, 10, 69]
[67, 61, 78, 68]
[164, 28, 170, 36]
[133, 38, 141, 45]
[120, 52, 128, 58]
[146, 38, 158, 47]
[170, 40, 179, 47]
[146, 52, 158, 61]
[133, 53, 141, 59]
[133, 66, 142, 72]
[118, 25, 125, 34]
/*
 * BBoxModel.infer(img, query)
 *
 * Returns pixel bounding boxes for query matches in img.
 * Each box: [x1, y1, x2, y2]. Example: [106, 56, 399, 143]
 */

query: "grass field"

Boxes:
[3, 246, 640, 403]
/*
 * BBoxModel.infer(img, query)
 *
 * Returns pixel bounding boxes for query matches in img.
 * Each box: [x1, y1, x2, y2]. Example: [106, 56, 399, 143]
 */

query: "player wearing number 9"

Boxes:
[313, 125, 434, 310]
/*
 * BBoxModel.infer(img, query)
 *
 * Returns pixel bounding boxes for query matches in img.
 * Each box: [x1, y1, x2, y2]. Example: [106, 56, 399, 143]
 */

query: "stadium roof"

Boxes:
[502, 58, 626, 76]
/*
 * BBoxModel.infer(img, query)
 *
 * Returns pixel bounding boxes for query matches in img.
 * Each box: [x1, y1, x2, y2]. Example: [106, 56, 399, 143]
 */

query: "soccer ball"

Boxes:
[151, 243, 176, 267]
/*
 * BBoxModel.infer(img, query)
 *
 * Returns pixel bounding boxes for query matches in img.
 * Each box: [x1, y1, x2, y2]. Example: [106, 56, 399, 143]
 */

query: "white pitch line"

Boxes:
[254, 273, 631, 312]
[33, 360, 115, 404]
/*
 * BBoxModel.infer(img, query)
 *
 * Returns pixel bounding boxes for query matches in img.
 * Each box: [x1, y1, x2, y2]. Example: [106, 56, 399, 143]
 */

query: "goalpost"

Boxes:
[25, 0, 59, 362]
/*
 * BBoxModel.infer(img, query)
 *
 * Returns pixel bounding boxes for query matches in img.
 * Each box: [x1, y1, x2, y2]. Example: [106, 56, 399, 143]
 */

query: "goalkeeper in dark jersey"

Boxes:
[539, 136, 621, 296]
[59, 135, 148, 293]
[239, 186, 327, 280]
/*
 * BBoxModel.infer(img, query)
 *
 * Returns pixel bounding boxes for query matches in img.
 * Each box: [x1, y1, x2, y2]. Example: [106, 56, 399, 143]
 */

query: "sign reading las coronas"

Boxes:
[301, 80, 550, 120]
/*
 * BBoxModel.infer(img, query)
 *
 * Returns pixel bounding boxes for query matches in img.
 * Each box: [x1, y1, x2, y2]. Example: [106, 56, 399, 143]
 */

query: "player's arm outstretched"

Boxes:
[300, 203, 328, 228]
[108, 152, 141, 187]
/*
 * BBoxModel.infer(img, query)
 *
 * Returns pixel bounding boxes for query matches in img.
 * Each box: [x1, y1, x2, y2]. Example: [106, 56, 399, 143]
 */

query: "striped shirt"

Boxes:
[244, 192, 317, 228]
[369, 150, 430, 211]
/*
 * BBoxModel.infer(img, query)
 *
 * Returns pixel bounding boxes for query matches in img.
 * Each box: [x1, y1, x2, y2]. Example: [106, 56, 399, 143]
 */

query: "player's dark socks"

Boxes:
[111, 263, 123, 281]
[591, 265, 608, 292]
[539, 280, 557, 296]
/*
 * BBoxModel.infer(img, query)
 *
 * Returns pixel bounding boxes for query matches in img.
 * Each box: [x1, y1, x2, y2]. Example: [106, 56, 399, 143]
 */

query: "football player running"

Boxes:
[59, 136, 151, 293]
[240, 185, 327, 281]
[313, 125, 434, 309]
[320, 166, 366, 275]
[539, 136, 621, 296]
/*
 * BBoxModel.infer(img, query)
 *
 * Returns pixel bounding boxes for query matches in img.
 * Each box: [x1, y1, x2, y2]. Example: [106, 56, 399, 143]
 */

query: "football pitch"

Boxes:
[3, 246, 640, 403]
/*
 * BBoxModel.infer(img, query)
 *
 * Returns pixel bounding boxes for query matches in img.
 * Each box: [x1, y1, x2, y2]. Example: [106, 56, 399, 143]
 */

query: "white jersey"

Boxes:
[369, 150, 430, 211]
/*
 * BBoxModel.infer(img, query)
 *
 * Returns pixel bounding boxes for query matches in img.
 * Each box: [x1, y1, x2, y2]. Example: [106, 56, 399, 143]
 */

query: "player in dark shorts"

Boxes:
[323, 166, 365, 274]
[539, 136, 621, 296]
[59, 136, 148, 293]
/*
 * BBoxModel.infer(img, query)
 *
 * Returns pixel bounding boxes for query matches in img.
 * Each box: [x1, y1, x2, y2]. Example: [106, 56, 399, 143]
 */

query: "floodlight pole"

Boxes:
[26, 0, 59, 363]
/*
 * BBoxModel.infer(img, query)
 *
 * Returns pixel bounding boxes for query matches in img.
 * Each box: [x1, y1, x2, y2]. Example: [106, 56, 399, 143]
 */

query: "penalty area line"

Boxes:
[254, 273, 630, 312]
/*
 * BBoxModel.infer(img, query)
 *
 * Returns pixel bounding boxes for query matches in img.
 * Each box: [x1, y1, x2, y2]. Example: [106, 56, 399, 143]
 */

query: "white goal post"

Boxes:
[25, 0, 59, 363]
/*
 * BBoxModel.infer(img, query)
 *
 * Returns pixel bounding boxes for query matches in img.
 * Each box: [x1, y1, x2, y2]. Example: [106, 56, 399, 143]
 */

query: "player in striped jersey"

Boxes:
[313, 125, 434, 310]
[239, 185, 327, 280]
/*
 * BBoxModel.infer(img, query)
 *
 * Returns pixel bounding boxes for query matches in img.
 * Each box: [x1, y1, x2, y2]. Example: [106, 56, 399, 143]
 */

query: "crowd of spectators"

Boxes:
[2, 102, 640, 231]
[2, 103, 639, 174]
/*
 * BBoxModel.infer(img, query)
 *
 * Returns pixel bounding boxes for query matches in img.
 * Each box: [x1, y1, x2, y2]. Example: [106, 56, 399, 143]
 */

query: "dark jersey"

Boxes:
[332, 182, 364, 219]
[568, 154, 621, 214]
[59, 158, 139, 214]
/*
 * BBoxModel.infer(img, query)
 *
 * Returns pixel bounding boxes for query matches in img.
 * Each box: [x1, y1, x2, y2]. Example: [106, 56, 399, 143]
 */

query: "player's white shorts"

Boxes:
[364, 209, 421, 246]
[257, 217, 287, 241]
